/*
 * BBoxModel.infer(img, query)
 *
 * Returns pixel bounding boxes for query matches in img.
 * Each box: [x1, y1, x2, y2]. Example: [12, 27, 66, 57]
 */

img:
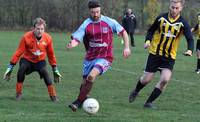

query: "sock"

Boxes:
[197, 59, 200, 69]
[79, 84, 84, 92]
[78, 79, 93, 102]
[135, 80, 145, 92]
[146, 87, 162, 103]
[16, 82, 23, 94]
[47, 85, 57, 97]
[80, 77, 86, 92]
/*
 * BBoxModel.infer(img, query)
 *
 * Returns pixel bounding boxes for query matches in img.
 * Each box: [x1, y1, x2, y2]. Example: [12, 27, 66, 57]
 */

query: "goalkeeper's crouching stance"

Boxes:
[3, 18, 61, 102]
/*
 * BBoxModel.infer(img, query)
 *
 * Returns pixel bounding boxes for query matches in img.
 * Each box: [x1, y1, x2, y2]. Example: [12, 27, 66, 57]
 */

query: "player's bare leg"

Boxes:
[144, 69, 172, 109]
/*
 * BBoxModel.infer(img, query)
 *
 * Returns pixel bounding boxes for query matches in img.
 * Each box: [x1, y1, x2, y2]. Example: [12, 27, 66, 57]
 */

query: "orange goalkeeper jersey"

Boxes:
[10, 31, 57, 66]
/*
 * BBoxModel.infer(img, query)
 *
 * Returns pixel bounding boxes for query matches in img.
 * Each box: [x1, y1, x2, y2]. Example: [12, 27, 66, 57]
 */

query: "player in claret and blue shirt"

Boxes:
[66, 0, 131, 112]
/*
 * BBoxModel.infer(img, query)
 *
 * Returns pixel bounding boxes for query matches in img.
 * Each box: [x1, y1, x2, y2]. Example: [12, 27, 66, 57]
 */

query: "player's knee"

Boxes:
[43, 75, 52, 85]
[160, 80, 169, 87]
[141, 80, 150, 85]
[45, 81, 52, 86]
[39, 67, 49, 76]
[86, 75, 95, 82]
[197, 54, 200, 58]
[140, 76, 152, 84]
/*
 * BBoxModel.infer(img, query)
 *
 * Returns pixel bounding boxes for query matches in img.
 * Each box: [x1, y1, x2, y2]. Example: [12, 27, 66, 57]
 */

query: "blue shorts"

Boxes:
[82, 58, 111, 77]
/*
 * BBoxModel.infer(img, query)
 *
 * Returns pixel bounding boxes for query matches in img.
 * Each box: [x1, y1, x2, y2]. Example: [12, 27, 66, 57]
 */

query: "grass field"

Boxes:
[0, 31, 200, 122]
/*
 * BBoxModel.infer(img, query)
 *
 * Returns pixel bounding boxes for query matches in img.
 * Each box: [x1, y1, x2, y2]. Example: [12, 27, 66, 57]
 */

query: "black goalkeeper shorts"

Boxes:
[17, 58, 52, 85]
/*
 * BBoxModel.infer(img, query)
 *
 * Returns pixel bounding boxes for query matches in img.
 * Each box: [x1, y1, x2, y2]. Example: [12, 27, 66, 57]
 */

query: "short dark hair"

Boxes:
[170, 0, 185, 5]
[88, 0, 101, 9]
[33, 18, 46, 27]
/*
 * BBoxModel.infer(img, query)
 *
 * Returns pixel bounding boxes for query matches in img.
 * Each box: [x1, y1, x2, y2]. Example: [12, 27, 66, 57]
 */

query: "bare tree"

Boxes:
[0, 0, 199, 31]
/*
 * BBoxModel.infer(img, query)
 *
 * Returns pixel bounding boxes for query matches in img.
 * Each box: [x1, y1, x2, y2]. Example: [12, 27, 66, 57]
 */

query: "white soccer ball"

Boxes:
[82, 98, 99, 115]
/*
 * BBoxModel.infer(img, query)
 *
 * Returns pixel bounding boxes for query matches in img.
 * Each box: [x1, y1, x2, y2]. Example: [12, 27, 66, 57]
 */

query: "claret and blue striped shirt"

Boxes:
[71, 15, 125, 62]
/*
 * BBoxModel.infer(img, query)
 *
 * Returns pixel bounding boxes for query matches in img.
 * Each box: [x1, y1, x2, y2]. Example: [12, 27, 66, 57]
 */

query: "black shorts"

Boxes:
[196, 39, 200, 51]
[19, 58, 46, 75]
[145, 54, 175, 73]
[18, 58, 52, 85]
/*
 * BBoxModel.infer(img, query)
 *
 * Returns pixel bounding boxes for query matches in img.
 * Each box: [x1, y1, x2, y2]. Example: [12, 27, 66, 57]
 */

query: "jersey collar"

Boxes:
[168, 13, 180, 23]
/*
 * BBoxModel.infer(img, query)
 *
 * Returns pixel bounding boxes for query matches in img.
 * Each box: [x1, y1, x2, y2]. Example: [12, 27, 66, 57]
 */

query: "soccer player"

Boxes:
[122, 8, 137, 47]
[129, 0, 194, 109]
[3, 18, 62, 102]
[66, 0, 131, 112]
[191, 13, 200, 73]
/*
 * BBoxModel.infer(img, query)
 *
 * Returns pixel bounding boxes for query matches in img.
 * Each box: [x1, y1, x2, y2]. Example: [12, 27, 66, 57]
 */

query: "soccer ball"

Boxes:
[82, 98, 99, 115]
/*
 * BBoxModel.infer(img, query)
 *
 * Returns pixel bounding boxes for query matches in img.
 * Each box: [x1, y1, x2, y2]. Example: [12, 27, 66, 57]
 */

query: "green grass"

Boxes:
[0, 31, 200, 122]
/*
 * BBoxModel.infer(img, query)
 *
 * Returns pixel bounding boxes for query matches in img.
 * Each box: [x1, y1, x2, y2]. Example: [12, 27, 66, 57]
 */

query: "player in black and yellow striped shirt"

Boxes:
[129, 0, 194, 109]
[191, 13, 200, 73]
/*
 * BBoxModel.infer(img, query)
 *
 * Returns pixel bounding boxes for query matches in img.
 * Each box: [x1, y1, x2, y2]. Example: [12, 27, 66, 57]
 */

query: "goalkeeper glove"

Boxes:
[52, 66, 62, 83]
[3, 64, 14, 81]
[183, 50, 192, 56]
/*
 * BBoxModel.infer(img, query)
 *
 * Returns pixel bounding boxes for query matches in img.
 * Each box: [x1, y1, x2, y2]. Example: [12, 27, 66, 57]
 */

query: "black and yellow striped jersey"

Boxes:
[145, 13, 194, 59]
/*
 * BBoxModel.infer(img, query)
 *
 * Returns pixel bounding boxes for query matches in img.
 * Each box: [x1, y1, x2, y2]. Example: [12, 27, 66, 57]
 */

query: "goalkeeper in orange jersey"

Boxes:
[3, 18, 61, 102]
[191, 13, 200, 73]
